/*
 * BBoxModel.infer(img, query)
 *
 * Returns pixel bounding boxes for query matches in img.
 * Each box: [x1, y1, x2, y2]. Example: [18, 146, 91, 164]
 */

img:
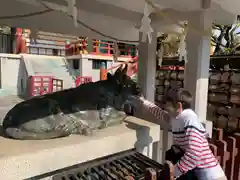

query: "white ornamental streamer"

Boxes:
[178, 33, 187, 63]
[139, 3, 154, 43]
[157, 44, 164, 67]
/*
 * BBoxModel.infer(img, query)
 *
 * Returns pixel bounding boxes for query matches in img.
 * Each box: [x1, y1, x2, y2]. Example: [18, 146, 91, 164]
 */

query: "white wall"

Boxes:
[80, 58, 120, 82]
[67, 54, 132, 82]
[80, 58, 97, 81]
[0, 54, 28, 96]
[0, 54, 131, 97]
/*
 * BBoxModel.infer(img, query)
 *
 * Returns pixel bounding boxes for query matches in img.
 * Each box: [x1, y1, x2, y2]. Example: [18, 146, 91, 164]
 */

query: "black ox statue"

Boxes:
[2, 65, 141, 140]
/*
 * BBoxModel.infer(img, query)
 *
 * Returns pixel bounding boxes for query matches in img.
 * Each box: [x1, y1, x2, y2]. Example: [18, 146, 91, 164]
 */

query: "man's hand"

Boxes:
[158, 161, 175, 180]
[139, 95, 145, 101]
[123, 96, 145, 117]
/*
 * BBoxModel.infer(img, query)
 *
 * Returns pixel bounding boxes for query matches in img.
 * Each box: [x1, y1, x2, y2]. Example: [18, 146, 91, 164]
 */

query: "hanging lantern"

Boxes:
[139, 2, 154, 43]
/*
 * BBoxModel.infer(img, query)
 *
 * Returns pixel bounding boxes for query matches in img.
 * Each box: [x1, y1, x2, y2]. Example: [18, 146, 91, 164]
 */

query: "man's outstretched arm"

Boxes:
[140, 97, 170, 124]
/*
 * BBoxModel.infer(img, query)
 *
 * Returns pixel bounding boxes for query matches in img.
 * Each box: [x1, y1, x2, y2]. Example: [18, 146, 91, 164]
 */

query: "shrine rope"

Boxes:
[0, 0, 215, 42]
[0, 9, 52, 20]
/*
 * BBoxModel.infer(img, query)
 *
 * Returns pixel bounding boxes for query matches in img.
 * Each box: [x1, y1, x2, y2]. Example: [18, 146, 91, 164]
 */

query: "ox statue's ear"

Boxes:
[122, 64, 128, 75]
[107, 73, 113, 80]
[114, 65, 123, 77]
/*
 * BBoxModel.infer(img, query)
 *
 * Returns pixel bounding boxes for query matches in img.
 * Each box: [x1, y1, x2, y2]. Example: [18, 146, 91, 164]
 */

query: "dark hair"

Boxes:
[165, 88, 192, 110]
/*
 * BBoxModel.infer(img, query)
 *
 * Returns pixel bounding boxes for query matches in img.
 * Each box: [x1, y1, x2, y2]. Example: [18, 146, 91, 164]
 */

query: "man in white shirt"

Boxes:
[132, 88, 227, 180]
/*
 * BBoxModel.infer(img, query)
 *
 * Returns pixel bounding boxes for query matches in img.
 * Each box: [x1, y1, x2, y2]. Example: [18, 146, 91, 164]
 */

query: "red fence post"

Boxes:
[75, 76, 92, 87]
[211, 128, 229, 171]
[210, 129, 240, 180]
[233, 134, 240, 180]
[224, 136, 237, 180]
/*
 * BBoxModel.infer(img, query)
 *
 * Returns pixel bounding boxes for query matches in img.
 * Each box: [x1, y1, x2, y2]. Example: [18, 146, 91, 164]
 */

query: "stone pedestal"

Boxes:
[185, 10, 212, 122]
[137, 31, 165, 163]
[137, 31, 157, 102]
[0, 116, 160, 180]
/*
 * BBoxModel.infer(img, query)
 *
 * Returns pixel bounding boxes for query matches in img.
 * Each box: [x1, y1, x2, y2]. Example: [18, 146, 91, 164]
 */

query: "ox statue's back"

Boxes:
[2, 65, 141, 140]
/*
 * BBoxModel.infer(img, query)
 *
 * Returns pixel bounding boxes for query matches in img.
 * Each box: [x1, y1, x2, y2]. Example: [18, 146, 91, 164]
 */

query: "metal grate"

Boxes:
[31, 149, 163, 180]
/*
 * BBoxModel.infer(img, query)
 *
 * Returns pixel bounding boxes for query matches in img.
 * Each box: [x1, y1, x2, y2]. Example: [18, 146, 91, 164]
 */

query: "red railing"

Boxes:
[28, 76, 63, 97]
[100, 57, 138, 80]
[75, 76, 92, 87]
[65, 39, 137, 57]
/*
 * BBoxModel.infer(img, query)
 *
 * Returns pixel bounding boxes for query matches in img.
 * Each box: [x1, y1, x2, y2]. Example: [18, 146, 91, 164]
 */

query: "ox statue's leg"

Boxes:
[99, 106, 126, 129]
[4, 127, 71, 140]
[103, 111, 126, 127]
[4, 114, 74, 140]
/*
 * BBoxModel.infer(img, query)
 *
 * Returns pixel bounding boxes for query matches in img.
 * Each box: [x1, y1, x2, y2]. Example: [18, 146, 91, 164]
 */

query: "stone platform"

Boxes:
[0, 116, 160, 180]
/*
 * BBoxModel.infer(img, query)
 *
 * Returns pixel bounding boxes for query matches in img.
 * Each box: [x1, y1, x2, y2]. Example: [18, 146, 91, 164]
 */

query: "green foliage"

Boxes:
[211, 23, 240, 55]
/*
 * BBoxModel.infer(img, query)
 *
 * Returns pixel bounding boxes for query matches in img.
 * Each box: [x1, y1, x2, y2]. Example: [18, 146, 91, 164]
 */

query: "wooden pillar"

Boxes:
[185, 10, 212, 122]
[137, 31, 164, 162]
[137, 31, 157, 102]
[185, 10, 213, 137]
